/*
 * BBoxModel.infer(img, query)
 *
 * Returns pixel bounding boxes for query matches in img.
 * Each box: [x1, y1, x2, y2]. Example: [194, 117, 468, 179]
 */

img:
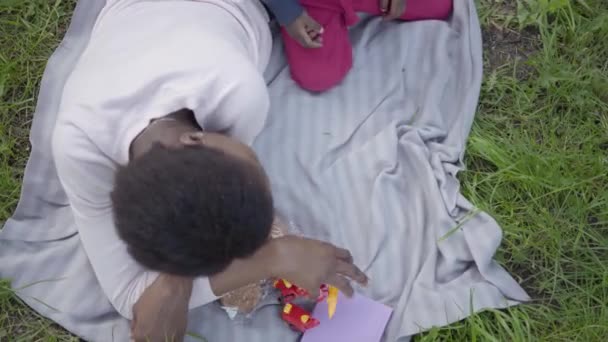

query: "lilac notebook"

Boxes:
[301, 292, 393, 342]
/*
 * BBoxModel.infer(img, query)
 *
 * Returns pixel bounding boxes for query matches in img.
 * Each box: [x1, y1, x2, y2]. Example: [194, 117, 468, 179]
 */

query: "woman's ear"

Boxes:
[179, 131, 206, 146]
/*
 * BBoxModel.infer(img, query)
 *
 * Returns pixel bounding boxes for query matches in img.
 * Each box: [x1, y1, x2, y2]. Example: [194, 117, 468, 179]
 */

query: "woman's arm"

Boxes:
[131, 249, 275, 342]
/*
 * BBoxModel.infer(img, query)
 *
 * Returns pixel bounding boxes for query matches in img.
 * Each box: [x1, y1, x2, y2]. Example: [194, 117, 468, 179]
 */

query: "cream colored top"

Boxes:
[52, 0, 272, 319]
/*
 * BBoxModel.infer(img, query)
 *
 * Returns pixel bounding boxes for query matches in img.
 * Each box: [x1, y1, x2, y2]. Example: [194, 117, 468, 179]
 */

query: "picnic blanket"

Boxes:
[0, 0, 529, 341]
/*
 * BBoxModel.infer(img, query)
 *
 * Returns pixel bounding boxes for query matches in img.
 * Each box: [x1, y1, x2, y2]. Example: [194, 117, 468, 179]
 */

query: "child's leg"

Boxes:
[282, 0, 453, 92]
[281, 1, 357, 92]
[352, 0, 453, 21]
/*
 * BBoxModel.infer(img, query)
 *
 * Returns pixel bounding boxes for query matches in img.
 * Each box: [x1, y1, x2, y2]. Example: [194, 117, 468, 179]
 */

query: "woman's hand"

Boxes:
[266, 235, 368, 297]
[380, 0, 407, 21]
[130, 235, 368, 341]
[207, 234, 367, 299]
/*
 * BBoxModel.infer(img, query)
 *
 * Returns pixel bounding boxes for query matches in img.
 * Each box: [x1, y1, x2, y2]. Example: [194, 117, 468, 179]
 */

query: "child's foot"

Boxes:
[285, 11, 324, 48]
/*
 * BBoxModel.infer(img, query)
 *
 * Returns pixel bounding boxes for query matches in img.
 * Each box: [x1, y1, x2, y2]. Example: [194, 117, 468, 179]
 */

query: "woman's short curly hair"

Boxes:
[111, 143, 274, 276]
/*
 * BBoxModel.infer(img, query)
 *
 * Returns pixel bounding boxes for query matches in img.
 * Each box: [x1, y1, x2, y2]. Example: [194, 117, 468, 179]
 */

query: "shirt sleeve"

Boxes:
[262, 0, 304, 26]
[198, 58, 270, 146]
[52, 123, 218, 319]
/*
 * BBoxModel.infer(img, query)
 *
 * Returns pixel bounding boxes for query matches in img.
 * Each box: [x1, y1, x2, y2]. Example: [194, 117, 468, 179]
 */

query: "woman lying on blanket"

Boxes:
[53, 0, 450, 340]
[265, 0, 453, 91]
[54, 1, 367, 341]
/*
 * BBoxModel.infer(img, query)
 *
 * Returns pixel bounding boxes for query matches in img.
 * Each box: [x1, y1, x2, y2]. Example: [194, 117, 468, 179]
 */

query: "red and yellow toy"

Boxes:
[273, 279, 339, 332]
[274, 279, 330, 302]
[281, 303, 320, 332]
[273, 279, 310, 302]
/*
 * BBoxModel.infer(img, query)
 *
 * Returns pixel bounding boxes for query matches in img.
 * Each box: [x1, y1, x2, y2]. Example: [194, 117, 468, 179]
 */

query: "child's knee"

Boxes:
[284, 40, 353, 92]
[280, 10, 354, 92]
[290, 64, 351, 92]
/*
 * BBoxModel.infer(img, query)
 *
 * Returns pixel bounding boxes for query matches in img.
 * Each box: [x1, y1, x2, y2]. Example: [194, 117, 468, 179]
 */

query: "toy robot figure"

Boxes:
[281, 303, 321, 332]
[273, 279, 337, 332]
[273, 279, 329, 303]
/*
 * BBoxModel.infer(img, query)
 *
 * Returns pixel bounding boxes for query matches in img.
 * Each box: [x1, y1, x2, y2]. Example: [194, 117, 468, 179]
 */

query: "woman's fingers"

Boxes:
[331, 245, 367, 284]
[335, 259, 368, 285]
[334, 246, 353, 263]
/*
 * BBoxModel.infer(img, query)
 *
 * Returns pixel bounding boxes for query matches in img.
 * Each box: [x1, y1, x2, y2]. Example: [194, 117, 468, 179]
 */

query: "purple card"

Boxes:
[301, 292, 393, 342]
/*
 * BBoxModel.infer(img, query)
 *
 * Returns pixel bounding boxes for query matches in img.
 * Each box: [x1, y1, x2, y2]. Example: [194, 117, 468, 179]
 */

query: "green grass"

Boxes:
[1, 1, 79, 339]
[1, 0, 607, 340]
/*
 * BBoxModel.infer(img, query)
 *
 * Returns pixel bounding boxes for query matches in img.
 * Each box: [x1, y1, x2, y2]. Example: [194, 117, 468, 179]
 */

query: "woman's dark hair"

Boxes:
[111, 144, 273, 276]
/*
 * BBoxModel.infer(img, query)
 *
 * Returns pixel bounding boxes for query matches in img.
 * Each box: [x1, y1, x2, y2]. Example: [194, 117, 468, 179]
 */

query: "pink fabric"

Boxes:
[281, 0, 453, 92]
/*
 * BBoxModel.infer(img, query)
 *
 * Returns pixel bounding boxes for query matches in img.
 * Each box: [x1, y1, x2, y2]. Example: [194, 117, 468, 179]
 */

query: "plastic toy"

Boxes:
[273, 279, 339, 332]
[326, 286, 339, 319]
[273, 279, 310, 302]
[281, 303, 321, 332]
[274, 279, 330, 303]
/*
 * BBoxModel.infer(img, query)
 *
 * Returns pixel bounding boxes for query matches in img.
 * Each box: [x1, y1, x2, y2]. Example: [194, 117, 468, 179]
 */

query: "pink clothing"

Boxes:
[281, 0, 453, 92]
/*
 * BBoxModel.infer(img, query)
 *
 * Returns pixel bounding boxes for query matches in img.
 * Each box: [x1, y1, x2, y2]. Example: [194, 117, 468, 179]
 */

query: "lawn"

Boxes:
[1, 0, 607, 340]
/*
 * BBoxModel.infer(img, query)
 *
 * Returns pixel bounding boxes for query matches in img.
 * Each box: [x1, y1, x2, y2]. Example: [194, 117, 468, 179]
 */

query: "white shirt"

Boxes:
[52, 0, 272, 319]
